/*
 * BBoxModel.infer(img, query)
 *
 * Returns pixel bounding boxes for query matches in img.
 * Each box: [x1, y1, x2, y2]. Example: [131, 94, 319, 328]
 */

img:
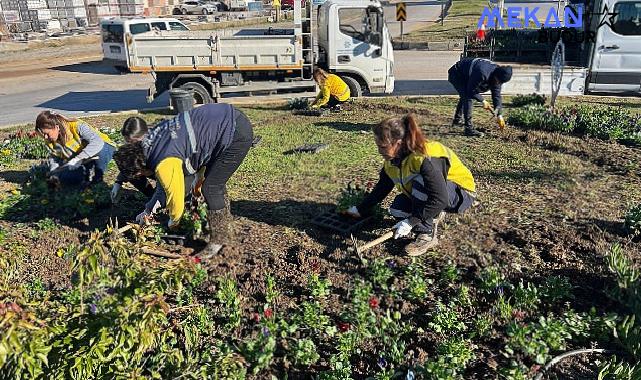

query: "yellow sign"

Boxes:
[396, 2, 406, 21]
[273, 0, 281, 7]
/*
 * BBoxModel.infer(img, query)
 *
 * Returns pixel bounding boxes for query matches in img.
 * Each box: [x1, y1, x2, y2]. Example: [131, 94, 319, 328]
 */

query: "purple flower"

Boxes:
[377, 356, 387, 368]
[106, 288, 115, 295]
[89, 304, 97, 315]
[386, 259, 396, 269]
[497, 286, 504, 297]
[262, 326, 270, 337]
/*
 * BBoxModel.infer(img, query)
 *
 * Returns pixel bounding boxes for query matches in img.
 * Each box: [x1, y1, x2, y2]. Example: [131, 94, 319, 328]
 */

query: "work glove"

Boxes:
[393, 218, 413, 239]
[497, 115, 506, 130]
[110, 183, 122, 203]
[482, 100, 493, 112]
[135, 209, 151, 225]
[343, 206, 361, 218]
[64, 158, 82, 171]
[310, 104, 320, 110]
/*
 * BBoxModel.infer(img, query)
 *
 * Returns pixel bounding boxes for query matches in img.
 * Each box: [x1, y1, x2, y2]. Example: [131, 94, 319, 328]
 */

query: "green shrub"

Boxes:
[506, 105, 574, 133]
[511, 93, 546, 107]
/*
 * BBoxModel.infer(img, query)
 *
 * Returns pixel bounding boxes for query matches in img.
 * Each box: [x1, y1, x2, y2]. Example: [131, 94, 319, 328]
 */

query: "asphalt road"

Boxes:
[383, 0, 444, 38]
[0, 49, 461, 128]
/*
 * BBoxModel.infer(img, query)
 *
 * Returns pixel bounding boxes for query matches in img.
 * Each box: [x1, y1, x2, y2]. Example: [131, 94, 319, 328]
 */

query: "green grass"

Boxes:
[404, 0, 486, 42]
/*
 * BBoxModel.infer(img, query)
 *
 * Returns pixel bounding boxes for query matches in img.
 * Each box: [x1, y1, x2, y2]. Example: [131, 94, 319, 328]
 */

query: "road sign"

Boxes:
[396, 2, 406, 21]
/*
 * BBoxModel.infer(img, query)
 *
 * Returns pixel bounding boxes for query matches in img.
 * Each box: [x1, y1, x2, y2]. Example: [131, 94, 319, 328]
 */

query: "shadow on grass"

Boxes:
[313, 121, 373, 132]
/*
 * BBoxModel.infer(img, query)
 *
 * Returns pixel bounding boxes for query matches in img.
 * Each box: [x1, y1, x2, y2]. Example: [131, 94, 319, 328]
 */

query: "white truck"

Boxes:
[476, 0, 641, 95]
[126, 0, 395, 103]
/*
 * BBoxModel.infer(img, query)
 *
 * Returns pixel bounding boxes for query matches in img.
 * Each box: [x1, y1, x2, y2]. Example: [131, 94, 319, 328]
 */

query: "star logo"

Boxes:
[587, 4, 619, 30]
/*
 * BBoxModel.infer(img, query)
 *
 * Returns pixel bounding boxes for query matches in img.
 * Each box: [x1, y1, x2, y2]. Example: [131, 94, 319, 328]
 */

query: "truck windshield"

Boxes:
[611, 2, 641, 35]
[339, 8, 367, 42]
[169, 22, 189, 31]
[101, 24, 124, 43]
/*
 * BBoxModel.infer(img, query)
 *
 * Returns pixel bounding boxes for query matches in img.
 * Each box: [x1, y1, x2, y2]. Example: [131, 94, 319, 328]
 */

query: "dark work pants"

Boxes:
[389, 181, 475, 234]
[322, 96, 347, 109]
[201, 111, 253, 211]
[448, 70, 474, 129]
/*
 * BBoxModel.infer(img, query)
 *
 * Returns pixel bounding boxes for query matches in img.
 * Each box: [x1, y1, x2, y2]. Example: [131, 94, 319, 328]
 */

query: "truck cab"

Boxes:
[317, 0, 395, 95]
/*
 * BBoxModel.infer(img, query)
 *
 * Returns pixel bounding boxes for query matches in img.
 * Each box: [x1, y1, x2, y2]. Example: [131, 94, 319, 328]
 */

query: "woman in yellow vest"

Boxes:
[35, 111, 116, 187]
[344, 113, 476, 257]
[310, 68, 350, 110]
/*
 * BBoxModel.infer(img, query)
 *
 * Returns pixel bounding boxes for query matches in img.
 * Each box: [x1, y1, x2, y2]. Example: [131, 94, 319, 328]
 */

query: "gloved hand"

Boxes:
[135, 209, 151, 225]
[482, 100, 493, 112]
[343, 206, 361, 218]
[65, 158, 82, 171]
[393, 218, 413, 239]
[110, 183, 122, 203]
[497, 115, 506, 130]
[310, 104, 320, 110]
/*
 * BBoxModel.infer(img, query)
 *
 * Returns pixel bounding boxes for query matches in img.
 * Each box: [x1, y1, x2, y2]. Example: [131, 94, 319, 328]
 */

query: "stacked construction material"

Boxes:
[46, 0, 87, 27]
[0, 0, 42, 32]
[117, 0, 144, 17]
[143, 0, 169, 17]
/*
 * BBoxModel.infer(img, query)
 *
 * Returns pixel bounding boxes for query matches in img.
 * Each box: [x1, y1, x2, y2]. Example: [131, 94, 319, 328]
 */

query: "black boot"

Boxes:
[199, 201, 234, 260]
[464, 126, 485, 137]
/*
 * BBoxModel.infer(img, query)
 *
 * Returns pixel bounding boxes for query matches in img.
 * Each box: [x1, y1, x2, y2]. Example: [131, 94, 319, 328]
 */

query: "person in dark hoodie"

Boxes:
[113, 103, 253, 259]
[447, 58, 513, 137]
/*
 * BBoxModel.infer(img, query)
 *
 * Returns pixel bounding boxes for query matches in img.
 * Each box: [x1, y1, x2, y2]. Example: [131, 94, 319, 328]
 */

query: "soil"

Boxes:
[1, 98, 640, 378]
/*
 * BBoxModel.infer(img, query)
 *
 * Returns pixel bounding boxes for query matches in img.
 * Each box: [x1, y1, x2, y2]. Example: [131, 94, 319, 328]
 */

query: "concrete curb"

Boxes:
[393, 39, 464, 51]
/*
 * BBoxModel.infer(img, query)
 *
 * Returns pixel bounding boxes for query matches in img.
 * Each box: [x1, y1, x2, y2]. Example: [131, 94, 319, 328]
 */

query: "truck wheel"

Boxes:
[202, 8, 208, 14]
[343, 76, 363, 98]
[172, 8, 181, 14]
[181, 8, 188, 14]
[180, 82, 214, 104]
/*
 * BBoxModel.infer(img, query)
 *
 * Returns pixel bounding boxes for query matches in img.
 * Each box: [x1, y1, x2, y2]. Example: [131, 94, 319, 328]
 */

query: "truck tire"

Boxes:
[343, 76, 362, 98]
[202, 8, 208, 14]
[180, 82, 214, 104]
[172, 7, 181, 14]
[181, 8, 188, 14]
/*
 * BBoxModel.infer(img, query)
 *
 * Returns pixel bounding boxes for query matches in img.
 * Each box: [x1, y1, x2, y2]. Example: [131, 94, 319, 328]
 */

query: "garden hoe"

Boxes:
[348, 230, 394, 255]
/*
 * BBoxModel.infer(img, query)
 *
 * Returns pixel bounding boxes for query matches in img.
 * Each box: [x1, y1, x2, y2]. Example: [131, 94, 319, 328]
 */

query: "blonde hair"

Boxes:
[35, 111, 77, 144]
[313, 68, 329, 85]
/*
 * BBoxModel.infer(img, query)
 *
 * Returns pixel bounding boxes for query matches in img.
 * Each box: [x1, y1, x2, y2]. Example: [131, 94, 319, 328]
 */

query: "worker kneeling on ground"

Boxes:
[35, 111, 116, 188]
[447, 58, 513, 137]
[310, 68, 350, 110]
[344, 114, 476, 257]
[113, 103, 253, 259]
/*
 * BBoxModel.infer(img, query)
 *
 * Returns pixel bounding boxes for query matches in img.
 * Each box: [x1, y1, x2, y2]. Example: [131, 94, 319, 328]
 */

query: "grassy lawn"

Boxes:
[1, 95, 641, 378]
[403, 0, 486, 42]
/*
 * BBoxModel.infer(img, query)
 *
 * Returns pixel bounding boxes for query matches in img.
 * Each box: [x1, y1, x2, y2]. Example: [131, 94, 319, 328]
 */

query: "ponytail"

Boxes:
[373, 113, 427, 156]
[402, 113, 427, 155]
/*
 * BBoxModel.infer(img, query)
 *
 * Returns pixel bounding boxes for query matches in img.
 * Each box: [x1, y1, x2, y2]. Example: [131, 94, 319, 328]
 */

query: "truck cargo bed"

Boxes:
[128, 28, 303, 73]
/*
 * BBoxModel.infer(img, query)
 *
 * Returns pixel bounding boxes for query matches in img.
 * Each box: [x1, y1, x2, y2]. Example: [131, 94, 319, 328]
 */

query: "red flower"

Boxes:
[252, 313, 261, 323]
[264, 308, 273, 318]
[337, 321, 350, 332]
[512, 310, 526, 321]
[191, 257, 201, 264]
[369, 297, 379, 309]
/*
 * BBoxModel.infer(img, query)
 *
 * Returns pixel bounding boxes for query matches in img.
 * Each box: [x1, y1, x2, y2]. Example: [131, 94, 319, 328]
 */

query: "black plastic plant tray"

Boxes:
[292, 109, 328, 117]
[311, 210, 372, 234]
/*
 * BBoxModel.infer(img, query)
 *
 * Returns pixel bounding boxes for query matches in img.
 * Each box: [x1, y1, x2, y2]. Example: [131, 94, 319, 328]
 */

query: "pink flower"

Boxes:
[252, 313, 261, 323]
[369, 297, 379, 309]
[337, 321, 350, 332]
[264, 308, 273, 318]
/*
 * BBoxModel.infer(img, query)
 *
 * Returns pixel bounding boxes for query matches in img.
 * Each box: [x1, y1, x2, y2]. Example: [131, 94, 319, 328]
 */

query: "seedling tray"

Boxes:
[311, 210, 372, 234]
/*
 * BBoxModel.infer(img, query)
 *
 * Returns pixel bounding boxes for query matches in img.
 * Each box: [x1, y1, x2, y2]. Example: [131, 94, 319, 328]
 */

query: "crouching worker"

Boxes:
[35, 111, 115, 187]
[310, 68, 350, 110]
[113, 103, 253, 258]
[344, 114, 476, 257]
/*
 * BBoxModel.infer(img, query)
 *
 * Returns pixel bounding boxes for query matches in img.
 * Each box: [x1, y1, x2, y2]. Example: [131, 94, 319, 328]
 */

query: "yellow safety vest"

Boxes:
[47, 120, 114, 160]
[383, 141, 476, 199]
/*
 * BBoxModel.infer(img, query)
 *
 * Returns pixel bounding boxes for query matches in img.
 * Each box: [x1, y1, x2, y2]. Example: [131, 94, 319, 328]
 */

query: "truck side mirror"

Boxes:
[369, 32, 382, 46]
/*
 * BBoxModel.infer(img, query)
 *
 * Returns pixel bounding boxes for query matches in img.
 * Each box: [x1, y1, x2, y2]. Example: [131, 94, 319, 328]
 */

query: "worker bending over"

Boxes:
[447, 58, 513, 137]
[344, 114, 476, 257]
[35, 111, 115, 187]
[310, 68, 350, 110]
[113, 104, 253, 258]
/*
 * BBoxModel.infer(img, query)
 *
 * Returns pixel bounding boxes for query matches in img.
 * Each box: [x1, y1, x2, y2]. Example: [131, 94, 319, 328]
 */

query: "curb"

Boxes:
[392, 39, 464, 51]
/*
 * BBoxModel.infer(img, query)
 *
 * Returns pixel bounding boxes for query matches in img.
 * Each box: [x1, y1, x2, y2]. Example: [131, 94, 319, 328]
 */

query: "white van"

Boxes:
[100, 18, 189, 71]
